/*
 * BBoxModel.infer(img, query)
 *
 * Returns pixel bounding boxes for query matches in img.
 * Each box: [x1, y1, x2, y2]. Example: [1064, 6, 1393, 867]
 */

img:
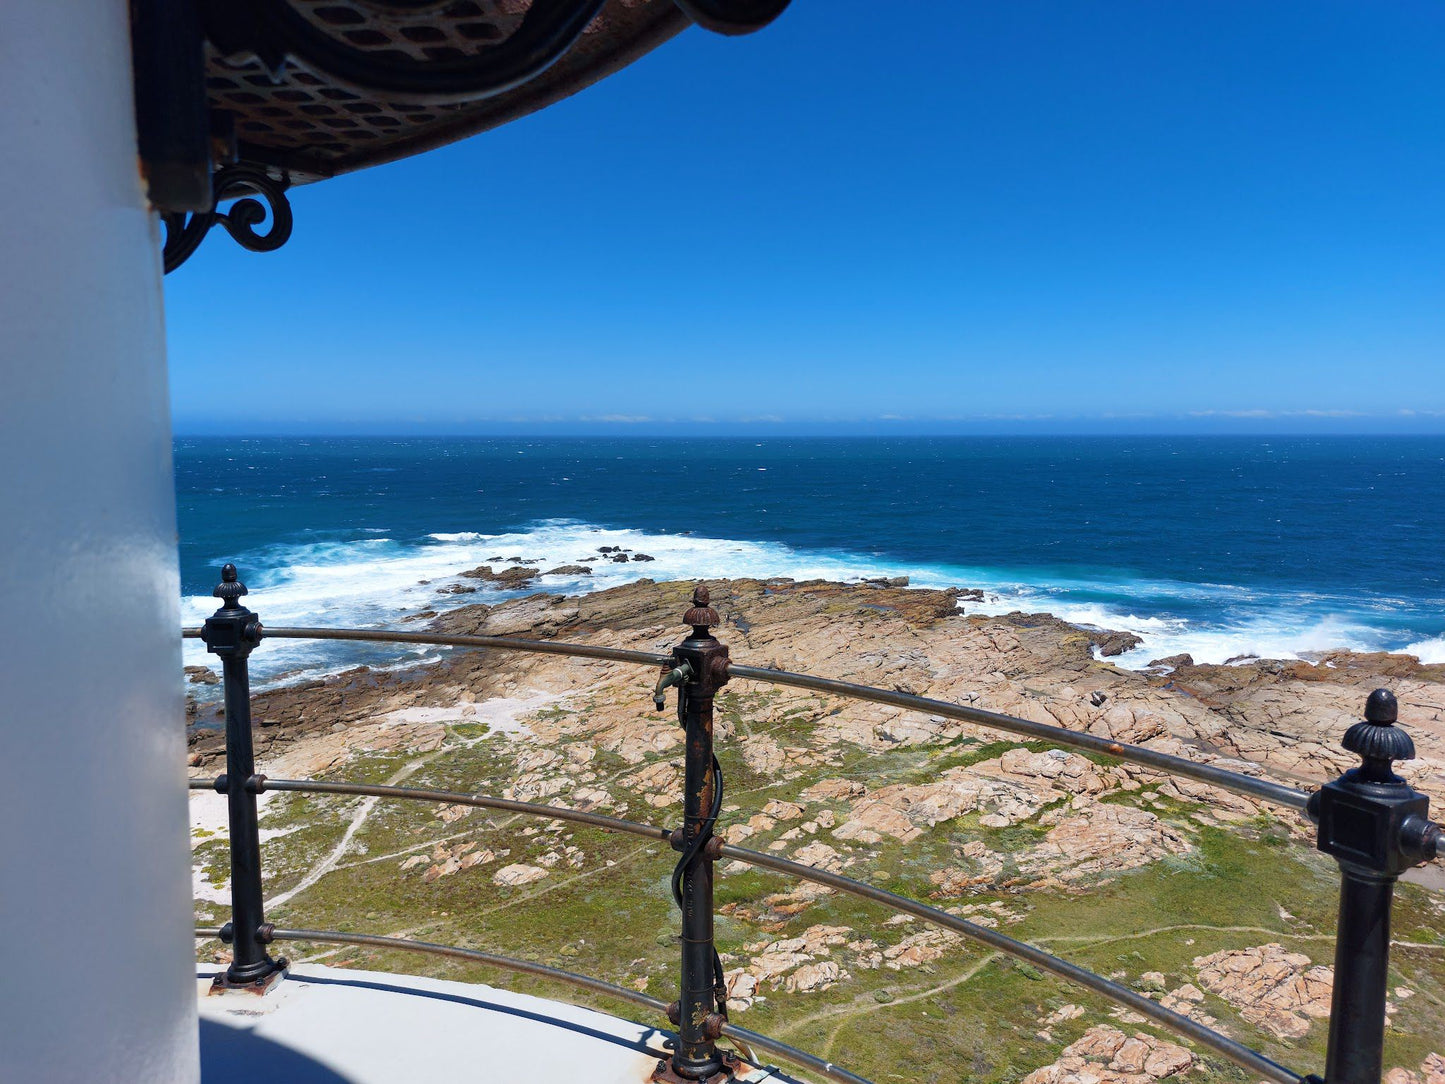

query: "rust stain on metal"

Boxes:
[649, 1051, 752, 1084]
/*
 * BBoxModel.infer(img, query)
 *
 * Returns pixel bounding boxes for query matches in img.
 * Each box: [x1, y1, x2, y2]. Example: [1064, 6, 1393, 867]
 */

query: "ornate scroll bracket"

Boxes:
[162, 166, 293, 274]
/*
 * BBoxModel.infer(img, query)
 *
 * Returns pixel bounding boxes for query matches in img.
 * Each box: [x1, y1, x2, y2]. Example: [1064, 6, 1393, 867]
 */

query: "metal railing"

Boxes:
[187, 565, 1441, 1084]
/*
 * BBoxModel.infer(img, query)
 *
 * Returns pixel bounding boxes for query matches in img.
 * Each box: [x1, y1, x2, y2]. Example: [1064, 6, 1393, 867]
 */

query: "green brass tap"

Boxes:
[653, 660, 694, 713]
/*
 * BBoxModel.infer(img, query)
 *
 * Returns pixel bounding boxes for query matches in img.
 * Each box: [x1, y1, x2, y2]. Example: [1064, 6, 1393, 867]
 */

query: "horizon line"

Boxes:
[171, 428, 1445, 439]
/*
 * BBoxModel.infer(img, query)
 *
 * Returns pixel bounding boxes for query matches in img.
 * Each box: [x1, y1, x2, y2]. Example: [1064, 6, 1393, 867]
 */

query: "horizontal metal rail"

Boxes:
[727, 663, 1310, 812]
[191, 776, 1304, 1084]
[189, 776, 671, 843]
[183, 623, 1309, 812]
[716, 842, 1305, 1084]
[193, 926, 873, 1084]
[181, 624, 671, 668]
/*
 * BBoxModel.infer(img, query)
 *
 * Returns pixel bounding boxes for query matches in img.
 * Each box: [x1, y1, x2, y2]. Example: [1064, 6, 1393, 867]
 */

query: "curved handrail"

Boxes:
[193, 776, 1304, 1084]
[191, 776, 670, 843]
[716, 843, 1303, 1084]
[182, 624, 1309, 811]
[193, 926, 873, 1084]
[728, 663, 1309, 812]
[182, 624, 671, 668]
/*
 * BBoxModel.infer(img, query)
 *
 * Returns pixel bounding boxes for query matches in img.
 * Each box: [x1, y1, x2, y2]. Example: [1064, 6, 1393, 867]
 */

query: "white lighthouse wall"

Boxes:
[0, 2, 198, 1081]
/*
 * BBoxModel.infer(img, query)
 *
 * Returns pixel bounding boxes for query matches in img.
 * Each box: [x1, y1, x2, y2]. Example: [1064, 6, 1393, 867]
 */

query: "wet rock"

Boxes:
[185, 666, 220, 686]
[544, 565, 592, 576]
[1091, 630, 1144, 657]
[1147, 653, 1194, 670]
[460, 565, 540, 587]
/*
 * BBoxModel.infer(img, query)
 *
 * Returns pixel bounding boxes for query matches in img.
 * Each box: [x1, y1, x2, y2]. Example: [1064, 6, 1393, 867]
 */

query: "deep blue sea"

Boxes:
[176, 436, 1445, 683]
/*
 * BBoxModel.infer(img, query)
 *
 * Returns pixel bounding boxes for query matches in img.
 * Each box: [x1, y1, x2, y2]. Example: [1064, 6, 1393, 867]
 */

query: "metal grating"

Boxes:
[206, 0, 684, 183]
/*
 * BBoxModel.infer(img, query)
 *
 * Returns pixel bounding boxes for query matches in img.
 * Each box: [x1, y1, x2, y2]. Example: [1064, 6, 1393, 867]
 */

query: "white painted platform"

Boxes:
[198, 965, 791, 1083]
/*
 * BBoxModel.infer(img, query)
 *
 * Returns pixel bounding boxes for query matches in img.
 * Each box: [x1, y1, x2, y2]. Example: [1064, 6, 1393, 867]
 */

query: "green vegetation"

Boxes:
[194, 699, 1445, 1084]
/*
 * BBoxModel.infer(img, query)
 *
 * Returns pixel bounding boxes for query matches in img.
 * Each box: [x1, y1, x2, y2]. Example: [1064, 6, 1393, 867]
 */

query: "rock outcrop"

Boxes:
[1192, 943, 1333, 1039]
[1023, 1025, 1193, 1083]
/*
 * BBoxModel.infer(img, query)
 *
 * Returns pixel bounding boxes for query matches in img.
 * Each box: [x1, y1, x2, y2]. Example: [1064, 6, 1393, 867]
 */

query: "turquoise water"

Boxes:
[176, 436, 1445, 682]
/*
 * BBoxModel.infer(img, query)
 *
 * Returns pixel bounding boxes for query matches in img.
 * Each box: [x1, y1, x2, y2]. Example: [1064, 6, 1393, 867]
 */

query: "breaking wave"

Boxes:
[181, 519, 1440, 686]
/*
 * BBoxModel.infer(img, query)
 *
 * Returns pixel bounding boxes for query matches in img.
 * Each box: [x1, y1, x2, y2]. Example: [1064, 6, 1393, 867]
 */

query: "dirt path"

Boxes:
[267, 750, 444, 912]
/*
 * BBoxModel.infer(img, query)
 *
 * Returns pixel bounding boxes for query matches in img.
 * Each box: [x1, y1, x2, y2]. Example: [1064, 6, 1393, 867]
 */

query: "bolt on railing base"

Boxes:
[651, 1050, 751, 1084]
[208, 965, 287, 996]
[211, 919, 289, 993]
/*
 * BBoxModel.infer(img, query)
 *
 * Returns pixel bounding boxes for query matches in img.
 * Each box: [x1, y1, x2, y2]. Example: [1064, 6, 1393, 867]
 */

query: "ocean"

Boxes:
[177, 436, 1445, 685]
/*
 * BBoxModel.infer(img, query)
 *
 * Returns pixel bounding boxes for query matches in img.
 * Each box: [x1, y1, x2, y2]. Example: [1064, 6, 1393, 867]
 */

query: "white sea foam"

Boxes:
[1403, 634, 1445, 665]
[182, 519, 1437, 685]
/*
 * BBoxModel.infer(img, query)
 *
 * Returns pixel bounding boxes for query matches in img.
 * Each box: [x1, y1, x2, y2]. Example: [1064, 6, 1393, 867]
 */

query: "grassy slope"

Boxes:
[194, 693, 1445, 1084]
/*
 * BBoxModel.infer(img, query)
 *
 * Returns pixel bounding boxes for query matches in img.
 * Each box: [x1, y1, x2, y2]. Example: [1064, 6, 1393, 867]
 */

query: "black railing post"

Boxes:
[654, 586, 736, 1083]
[201, 563, 286, 991]
[1310, 689, 1440, 1084]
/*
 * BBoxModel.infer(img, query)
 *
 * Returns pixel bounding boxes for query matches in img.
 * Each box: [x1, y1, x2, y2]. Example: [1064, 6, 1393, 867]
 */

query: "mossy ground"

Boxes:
[194, 708, 1445, 1084]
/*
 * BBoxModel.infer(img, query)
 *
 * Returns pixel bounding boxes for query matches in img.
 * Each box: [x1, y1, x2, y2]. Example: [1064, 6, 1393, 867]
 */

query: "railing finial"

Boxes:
[1311, 687, 1440, 1084]
[683, 584, 719, 636]
[213, 562, 249, 609]
[1343, 688, 1414, 775]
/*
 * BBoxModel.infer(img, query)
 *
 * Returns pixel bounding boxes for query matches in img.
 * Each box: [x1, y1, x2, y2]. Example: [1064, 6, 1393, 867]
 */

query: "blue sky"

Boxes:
[165, 1, 1445, 435]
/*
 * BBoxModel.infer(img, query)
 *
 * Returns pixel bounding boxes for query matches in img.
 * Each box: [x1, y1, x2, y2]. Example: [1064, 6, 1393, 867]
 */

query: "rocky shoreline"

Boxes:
[186, 575, 1445, 811]
[187, 574, 1445, 1082]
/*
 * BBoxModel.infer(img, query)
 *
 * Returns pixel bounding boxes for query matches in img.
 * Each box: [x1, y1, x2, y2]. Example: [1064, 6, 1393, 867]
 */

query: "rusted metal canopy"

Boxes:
[204, 1, 693, 185]
[133, 0, 789, 270]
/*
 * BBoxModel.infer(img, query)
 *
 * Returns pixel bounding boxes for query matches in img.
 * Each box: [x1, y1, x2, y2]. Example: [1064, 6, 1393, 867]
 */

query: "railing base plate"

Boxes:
[208, 963, 287, 996]
[651, 1051, 750, 1084]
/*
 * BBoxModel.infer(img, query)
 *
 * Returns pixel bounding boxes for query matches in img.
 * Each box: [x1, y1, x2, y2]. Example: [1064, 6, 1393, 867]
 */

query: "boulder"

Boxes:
[1023, 1026, 1194, 1083]
[1147, 654, 1194, 670]
[1091, 630, 1144, 657]
[492, 863, 548, 887]
[184, 666, 220, 686]
[1192, 943, 1332, 1039]
[785, 961, 844, 992]
[459, 565, 540, 587]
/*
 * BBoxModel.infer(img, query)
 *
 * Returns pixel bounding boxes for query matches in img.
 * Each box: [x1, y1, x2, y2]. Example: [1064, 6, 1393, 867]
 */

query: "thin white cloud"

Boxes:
[1187, 408, 1366, 419]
